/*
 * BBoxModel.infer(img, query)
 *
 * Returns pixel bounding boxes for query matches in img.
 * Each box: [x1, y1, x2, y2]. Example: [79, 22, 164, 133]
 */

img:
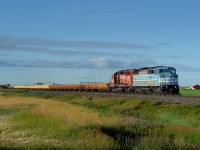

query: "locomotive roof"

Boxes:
[114, 66, 173, 74]
[119, 66, 164, 72]
[138, 66, 164, 70]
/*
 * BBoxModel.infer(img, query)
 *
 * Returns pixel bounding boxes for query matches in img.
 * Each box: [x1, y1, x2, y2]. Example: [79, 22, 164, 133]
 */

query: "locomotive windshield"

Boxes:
[165, 69, 176, 74]
[170, 69, 176, 74]
[158, 68, 176, 74]
[159, 69, 164, 73]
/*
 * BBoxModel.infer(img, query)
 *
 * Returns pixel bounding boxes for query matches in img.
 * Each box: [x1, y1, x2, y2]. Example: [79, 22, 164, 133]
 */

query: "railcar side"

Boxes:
[11, 83, 109, 93]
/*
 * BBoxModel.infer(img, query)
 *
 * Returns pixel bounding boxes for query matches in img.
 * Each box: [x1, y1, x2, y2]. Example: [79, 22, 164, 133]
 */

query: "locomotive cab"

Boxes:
[158, 67, 178, 86]
[157, 67, 179, 94]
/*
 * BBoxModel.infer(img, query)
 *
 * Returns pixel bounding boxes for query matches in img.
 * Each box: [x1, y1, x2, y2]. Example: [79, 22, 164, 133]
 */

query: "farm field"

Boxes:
[0, 89, 200, 150]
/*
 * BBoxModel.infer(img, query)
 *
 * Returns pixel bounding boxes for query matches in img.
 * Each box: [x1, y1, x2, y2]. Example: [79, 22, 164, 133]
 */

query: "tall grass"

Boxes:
[0, 104, 36, 115]
[0, 89, 200, 149]
[9, 109, 116, 149]
[0, 92, 116, 149]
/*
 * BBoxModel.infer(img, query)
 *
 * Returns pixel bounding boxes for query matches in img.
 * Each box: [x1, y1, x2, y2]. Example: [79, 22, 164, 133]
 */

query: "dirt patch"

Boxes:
[117, 117, 148, 125]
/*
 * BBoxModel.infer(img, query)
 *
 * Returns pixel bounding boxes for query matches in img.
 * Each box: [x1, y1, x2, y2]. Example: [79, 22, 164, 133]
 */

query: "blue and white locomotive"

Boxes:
[109, 66, 179, 94]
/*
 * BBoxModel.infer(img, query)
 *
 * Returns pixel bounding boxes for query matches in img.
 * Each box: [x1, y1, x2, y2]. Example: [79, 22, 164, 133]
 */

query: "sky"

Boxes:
[0, 0, 200, 86]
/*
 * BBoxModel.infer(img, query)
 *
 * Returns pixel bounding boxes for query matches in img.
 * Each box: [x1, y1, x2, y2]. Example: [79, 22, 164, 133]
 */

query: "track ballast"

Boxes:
[28, 90, 200, 106]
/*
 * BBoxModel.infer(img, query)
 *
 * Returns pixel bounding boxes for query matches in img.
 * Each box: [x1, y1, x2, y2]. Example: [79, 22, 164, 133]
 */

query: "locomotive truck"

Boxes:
[8, 66, 179, 95]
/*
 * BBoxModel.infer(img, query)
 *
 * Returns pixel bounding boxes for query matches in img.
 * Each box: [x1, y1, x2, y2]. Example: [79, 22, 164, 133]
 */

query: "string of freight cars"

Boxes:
[7, 66, 180, 95]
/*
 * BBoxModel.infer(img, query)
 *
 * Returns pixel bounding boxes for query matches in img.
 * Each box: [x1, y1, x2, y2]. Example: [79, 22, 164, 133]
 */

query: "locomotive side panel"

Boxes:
[119, 74, 132, 85]
[133, 74, 159, 87]
[110, 70, 133, 86]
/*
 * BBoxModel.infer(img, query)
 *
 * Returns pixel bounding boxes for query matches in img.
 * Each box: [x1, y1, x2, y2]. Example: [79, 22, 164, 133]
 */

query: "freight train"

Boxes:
[8, 66, 179, 95]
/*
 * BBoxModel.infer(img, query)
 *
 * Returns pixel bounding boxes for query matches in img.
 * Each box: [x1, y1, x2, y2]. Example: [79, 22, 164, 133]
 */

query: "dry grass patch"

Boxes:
[0, 94, 117, 149]
[33, 99, 116, 127]
[0, 95, 42, 106]
[0, 95, 116, 126]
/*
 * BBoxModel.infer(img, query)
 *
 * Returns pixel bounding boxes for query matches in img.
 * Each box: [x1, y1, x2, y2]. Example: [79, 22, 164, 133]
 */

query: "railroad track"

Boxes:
[28, 90, 200, 106]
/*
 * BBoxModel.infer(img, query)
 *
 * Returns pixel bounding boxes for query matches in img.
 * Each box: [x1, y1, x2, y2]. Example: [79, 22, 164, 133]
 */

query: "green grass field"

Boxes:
[0, 89, 199, 150]
[180, 89, 200, 96]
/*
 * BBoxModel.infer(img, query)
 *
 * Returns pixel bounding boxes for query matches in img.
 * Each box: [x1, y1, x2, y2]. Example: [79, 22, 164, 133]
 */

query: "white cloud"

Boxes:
[89, 57, 107, 67]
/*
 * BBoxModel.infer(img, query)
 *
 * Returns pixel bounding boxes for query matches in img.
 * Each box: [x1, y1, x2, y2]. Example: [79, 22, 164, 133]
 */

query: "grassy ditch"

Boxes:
[0, 89, 200, 149]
